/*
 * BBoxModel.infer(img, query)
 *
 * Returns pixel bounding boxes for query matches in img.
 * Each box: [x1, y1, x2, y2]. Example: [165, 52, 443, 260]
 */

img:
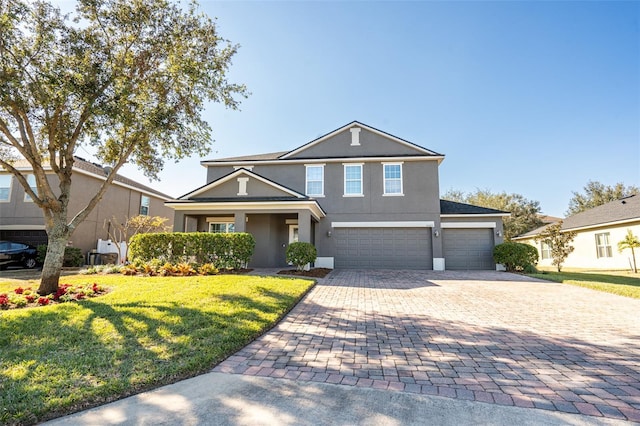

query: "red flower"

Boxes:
[14, 287, 24, 294]
[53, 284, 70, 301]
[37, 297, 49, 305]
[25, 295, 36, 303]
[75, 293, 85, 300]
[0, 294, 8, 306]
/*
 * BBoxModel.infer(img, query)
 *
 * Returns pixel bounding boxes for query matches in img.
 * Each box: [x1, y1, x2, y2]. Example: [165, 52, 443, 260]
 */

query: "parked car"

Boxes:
[0, 241, 39, 269]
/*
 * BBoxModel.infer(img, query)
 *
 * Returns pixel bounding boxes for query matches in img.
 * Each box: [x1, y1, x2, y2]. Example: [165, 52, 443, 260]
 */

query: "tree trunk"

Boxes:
[38, 232, 70, 295]
[632, 248, 637, 274]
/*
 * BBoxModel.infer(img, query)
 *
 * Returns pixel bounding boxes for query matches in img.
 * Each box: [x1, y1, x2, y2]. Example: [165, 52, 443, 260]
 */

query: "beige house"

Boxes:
[0, 157, 174, 259]
[514, 195, 640, 271]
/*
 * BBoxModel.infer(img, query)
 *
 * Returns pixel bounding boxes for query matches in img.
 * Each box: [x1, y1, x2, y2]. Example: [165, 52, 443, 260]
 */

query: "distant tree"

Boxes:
[618, 229, 640, 273]
[534, 221, 576, 272]
[104, 215, 170, 263]
[442, 189, 544, 240]
[0, 0, 247, 294]
[567, 181, 639, 216]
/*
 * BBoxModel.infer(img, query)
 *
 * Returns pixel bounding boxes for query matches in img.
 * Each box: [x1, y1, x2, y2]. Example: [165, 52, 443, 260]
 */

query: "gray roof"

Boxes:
[210, 151, 289, 162]
[440, 199, 509, 215]
[516, 194, 640, 238]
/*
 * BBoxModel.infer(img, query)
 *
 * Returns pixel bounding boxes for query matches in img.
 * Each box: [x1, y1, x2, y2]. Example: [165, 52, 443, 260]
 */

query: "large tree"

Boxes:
[0, 0, 247, 294]
[442, 188, 544, 240]
[567, 180, 639, 216]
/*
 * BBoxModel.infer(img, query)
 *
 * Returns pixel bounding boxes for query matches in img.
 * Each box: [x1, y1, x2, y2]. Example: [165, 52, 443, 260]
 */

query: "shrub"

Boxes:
[286, 242, 317, 271]
[198, 263, 218, 275]
[493, 242, 539, 272]
[129, 232, 255, 270]
[37, 245, 84, 267]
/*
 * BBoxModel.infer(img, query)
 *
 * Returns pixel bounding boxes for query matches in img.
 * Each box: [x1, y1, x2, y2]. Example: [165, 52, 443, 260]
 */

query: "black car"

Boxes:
[0, 241, 39, 270]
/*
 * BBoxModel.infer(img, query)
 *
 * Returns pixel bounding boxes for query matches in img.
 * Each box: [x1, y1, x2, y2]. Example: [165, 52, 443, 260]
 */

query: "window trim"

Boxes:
[23, 174, 37, 202]
[382, 162, 404, 196]
[541, 241, 552, 260]
[0, 174, 12, 203]
[140, 195, 150, 216]
[343, 163, 363, 197]
[208, 222, 235, 233]
[305, 164, 325, 197]
[595, 232, 613, 258]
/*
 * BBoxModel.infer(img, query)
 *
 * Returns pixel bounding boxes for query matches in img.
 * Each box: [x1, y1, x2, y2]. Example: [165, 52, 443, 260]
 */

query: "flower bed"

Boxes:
[0, 283, 107, 310]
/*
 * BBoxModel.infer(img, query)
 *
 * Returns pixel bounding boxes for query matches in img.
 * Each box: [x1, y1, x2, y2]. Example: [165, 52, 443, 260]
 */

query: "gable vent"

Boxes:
[237, 177, 249, 196]
[350, 127, 361, 146]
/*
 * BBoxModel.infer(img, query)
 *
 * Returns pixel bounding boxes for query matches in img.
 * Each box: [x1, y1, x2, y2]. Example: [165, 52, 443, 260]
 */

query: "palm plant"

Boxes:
[618, 229, 640, 273]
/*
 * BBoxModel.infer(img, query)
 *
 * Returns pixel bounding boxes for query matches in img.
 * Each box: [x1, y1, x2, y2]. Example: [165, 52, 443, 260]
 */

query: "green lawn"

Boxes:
[0, 274, 314, 425]
[527, 270, 640, 299]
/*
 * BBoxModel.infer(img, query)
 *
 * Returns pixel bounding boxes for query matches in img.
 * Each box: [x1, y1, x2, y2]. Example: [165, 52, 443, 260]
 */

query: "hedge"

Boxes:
[493, 242, 538, 272]
[286, 242, 317, 270]
[128, 232, 255, 270]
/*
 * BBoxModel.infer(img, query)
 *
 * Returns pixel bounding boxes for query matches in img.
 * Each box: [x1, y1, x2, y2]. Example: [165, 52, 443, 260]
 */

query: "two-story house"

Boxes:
[0, 157, 174, 258]
[167, 121, 508, 270]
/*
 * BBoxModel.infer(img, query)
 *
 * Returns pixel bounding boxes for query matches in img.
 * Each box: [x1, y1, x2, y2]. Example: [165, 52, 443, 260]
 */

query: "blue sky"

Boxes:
[80, 0, 638, 217]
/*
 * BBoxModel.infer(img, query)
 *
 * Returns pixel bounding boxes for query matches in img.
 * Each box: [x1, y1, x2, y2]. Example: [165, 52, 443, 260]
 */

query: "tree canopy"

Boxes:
[442, 188, 544, 240]
[567, 180, 639, 216]
[0, 0, 247, 293]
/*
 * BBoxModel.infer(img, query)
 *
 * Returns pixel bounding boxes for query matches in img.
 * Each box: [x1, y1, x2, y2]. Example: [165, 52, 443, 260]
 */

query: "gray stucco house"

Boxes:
[167, 121, 508, 270]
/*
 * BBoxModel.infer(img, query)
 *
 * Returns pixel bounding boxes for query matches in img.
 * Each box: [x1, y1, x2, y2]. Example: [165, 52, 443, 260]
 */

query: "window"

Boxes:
[24, 174, 37, 202]
[209, 222, 235, 233]
[595, 233, 612, 258]
[305, 165, 324, 196]
[541, 241, 552, 260]
[140, 195, 150, 216]
[0, 175, 11, 202]
[344, 164, 363, 196]
[383, 163, 403, 195]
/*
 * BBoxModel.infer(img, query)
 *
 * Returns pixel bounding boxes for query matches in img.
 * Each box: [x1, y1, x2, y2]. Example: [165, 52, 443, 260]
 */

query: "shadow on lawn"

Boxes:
[534, 271, 640, 287]
[0, 288, 297, 426]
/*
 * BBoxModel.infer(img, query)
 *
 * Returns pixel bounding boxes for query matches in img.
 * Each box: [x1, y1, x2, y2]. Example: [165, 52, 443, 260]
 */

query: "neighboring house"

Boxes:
[167, 121, 508, 270]
[513, 195, 640, 270]
[0, 157, 174, 258]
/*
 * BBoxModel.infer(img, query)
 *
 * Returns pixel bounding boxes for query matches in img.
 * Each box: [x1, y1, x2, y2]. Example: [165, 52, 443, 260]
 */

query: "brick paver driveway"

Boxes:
[215, 270, 640, 422]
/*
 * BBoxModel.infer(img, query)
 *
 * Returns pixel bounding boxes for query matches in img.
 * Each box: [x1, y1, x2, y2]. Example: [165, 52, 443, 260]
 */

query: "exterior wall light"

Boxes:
[433, 229, 440, 238]
[327, 230, 332, 237]
[496, 230, 502, 237]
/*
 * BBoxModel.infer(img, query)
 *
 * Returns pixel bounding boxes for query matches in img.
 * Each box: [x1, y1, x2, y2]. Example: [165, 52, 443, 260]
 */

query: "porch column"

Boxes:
[234, 212, 246, 233]
[297, 210, 311, 243]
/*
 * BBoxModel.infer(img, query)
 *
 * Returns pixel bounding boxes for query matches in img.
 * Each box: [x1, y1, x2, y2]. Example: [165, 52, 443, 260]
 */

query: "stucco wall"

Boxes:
[0, 172, 173, 256]
[520, 222, 640, 270]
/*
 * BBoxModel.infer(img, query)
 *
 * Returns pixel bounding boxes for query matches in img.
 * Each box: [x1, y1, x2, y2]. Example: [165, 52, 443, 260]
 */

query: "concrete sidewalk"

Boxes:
[45, 372, 631, 425]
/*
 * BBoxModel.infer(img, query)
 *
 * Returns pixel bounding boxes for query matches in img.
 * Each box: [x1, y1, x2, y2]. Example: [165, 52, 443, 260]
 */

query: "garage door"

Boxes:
[442, 228, 494, 270]
[334, 228, 432, 269]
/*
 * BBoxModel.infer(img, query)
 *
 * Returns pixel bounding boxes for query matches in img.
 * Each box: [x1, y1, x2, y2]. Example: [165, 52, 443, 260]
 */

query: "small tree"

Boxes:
[618, 229, 640, 273]
[286, 242, 317, 271]
[535, 221, 576, 272]
[104, 215, 169, 263]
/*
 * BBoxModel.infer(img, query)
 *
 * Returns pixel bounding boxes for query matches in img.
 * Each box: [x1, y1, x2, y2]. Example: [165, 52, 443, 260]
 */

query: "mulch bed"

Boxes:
[277, 268, 332, 278]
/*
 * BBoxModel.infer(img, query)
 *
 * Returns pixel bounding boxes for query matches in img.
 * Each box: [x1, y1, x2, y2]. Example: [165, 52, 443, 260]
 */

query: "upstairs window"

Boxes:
[305, 165, 324, 197]
[140, 195, 150, 216]
[383, 163, 403, 195]
[344, 164, 363, 196]
[595, 233, 612, 258]
[24, 174, 37, 202]
[0, 175, 11, 202]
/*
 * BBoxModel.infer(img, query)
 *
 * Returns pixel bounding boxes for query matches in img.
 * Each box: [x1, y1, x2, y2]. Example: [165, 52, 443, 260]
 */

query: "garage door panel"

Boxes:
[335, 228, 432, 269]
[443, 229, 494, 270]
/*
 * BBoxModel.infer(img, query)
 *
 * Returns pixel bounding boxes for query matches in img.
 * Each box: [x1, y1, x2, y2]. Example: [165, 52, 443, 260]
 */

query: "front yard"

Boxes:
[0, 274, 314, 425]
[527, 270, 640, 299]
